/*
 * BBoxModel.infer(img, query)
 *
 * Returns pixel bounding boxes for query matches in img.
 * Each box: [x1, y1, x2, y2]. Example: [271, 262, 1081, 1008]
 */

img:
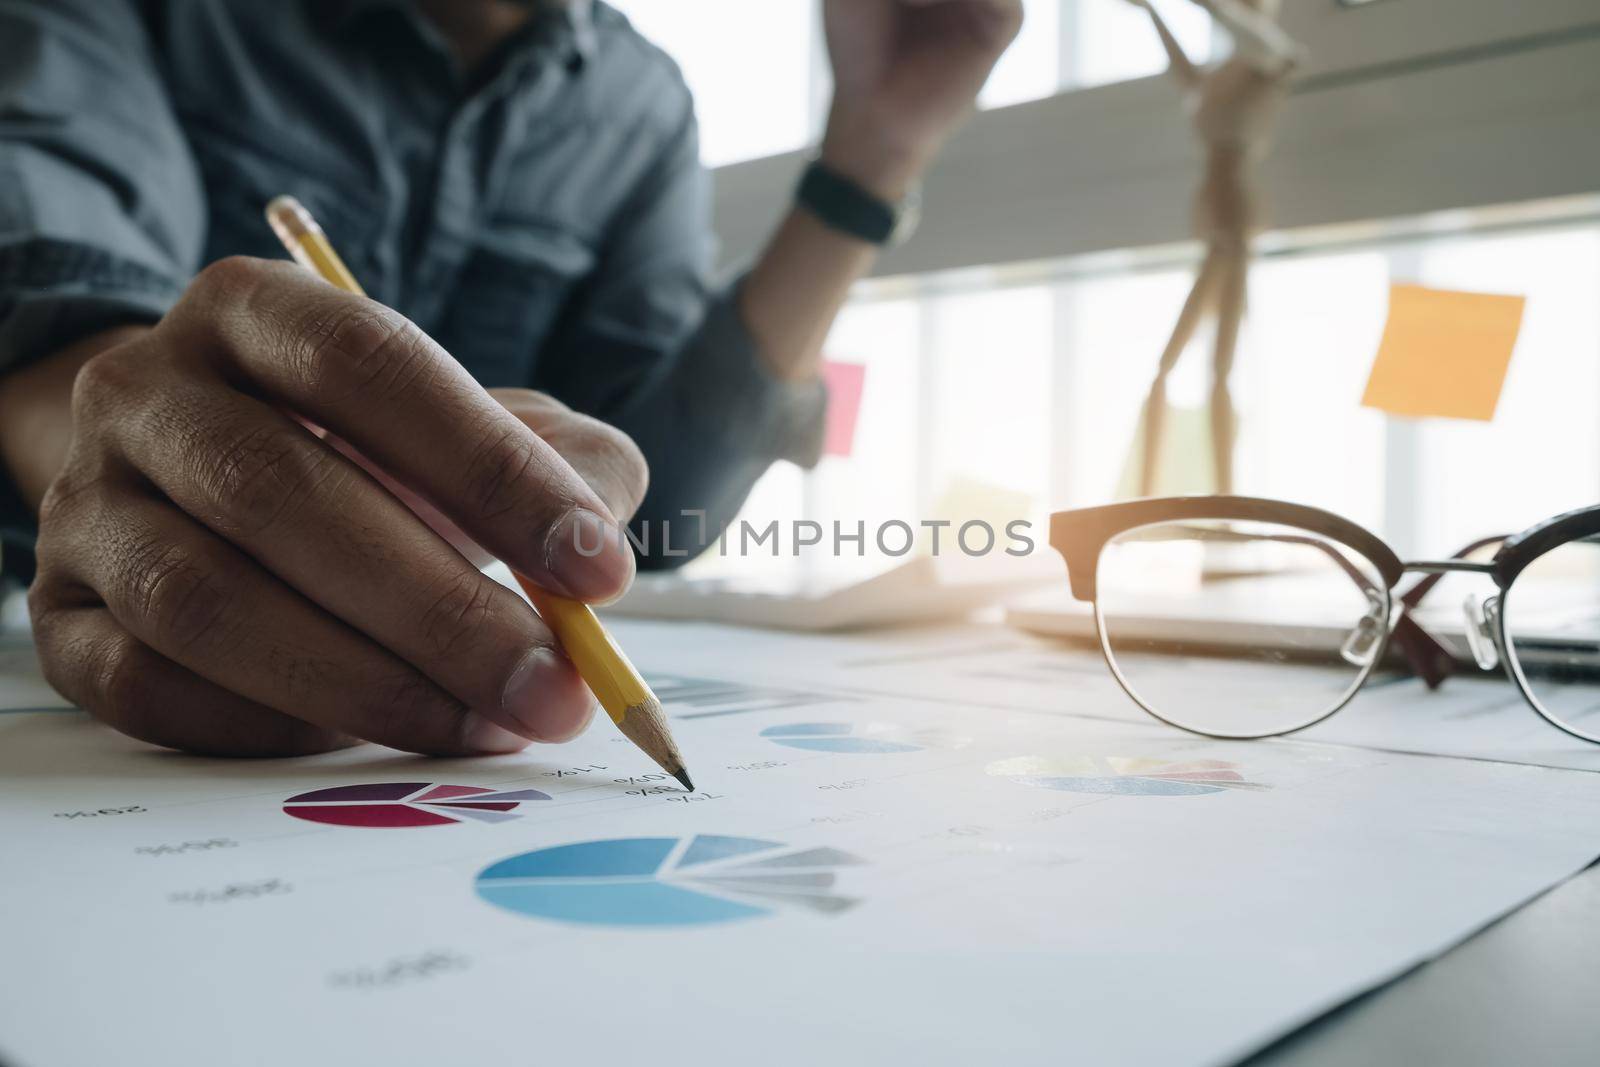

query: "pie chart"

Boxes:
[476, 835, 864, 927]
[986, 756, 1269, 797]
[760, 722, 926, 754]
[282, 782, 550, 827]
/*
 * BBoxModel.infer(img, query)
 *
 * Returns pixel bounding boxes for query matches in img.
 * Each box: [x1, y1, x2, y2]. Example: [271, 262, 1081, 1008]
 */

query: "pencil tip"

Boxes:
[673, 769, 695, 792]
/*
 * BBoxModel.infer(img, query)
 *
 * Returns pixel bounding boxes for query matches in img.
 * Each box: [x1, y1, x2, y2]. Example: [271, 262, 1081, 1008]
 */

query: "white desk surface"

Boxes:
[4, 606, 1598, 1066]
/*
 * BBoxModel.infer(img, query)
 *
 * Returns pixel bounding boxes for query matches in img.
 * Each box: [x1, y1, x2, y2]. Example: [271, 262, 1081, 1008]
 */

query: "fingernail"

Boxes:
[544, 507, 634, 600]
[501, 646, 596, 742]
[461, 713, 530, 754]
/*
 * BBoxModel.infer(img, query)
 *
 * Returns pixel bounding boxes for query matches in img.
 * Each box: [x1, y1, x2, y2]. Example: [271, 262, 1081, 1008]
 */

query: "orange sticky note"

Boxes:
[821, 359, 866, 457]
[1361, 283, 1525, 421]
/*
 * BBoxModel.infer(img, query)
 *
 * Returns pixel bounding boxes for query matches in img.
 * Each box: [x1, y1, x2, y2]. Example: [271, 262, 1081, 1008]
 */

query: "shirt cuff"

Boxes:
[0, 468, 37, 586]
[0, 240, 181, 582]
[681, 281, 828, 470]
[0, 238, 182, 373]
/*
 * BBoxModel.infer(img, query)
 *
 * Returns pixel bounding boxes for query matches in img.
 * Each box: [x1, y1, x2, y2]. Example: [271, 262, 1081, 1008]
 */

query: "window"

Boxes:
[607, 0, 818, 167]
[1230, 250, 1389, 534]
[925, 284, 1055, 515]
[1070, 0, 1213, 88]
[979, 0, 1061, 109]
[1411, 228, 1600, 554]
[609, 0, 1213, 168]
[696, 217, 1600, 577]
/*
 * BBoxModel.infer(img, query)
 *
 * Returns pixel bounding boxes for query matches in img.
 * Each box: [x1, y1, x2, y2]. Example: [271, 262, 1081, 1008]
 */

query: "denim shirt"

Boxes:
[0, 0, 825, 580]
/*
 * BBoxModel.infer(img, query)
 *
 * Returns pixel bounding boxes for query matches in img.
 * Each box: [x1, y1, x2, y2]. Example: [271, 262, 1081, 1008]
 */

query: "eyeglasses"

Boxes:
[1048, 497, 1600, 743]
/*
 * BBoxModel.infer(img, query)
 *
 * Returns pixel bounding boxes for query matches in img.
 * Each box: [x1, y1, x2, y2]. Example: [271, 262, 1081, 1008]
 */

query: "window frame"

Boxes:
[708, 0, 1600, 278]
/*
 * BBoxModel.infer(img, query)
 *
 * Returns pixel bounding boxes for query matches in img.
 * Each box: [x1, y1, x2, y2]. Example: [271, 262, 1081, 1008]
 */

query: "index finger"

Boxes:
[166, 257, 635, 601]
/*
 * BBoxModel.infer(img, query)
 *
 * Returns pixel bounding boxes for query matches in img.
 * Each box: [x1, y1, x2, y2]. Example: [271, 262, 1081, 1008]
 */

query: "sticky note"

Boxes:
[821, 360, 866, 457]
[1361, 283, 1525, 421]
[1116, 403, 1219, 500]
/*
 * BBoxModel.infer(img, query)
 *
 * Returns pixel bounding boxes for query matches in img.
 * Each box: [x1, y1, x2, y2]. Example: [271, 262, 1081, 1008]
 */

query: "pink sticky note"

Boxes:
[821, 359, 866, 457]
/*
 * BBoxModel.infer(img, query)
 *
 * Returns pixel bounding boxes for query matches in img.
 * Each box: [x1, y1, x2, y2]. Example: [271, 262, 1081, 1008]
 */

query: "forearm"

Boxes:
[607, 292, 827, 565]
[742, 0, 1024, 382]
[0, 326, 148, 513]
[739, 116, 930, 383]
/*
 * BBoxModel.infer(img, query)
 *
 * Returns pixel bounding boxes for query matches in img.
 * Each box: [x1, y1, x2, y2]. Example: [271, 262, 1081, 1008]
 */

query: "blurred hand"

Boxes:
[822, 0, 1024, 196]
[27, 257, 647, 757]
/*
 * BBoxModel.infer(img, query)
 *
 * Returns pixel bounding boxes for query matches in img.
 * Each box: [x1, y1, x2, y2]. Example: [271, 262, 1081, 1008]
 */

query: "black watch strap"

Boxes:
[795, 161, 909, 246]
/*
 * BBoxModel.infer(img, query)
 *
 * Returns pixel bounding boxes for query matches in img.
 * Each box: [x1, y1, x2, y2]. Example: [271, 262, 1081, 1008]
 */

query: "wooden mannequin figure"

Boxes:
[1125, 0, 1305, 495]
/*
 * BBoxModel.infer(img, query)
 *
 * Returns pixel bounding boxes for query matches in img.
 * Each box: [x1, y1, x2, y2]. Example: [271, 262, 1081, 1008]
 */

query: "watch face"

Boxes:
[890, 184, 923, 247]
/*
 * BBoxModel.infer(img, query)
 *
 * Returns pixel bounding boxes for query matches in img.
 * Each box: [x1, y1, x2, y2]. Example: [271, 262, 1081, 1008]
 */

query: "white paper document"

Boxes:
[3, 621, 1599, 1067]
[647, 620, 1600, 772]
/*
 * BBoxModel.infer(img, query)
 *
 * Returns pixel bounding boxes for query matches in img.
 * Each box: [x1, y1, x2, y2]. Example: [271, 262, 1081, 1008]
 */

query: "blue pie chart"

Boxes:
[760, 722, 923, 754]
[476, 835, 863, 927]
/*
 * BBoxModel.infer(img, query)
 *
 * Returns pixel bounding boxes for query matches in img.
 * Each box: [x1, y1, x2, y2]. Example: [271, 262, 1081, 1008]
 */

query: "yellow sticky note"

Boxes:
[1361, 283, 1525, 421]
[1116, 403, 1219, 500]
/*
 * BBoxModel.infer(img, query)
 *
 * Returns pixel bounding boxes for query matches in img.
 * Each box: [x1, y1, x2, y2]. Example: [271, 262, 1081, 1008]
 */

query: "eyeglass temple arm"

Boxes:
[1161, 524, 1458, 689]
[1388, 613, 1455, 691]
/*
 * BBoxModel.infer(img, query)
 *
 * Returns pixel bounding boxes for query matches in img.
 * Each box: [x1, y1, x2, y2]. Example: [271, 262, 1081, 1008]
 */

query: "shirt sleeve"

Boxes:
[0, 0, 206, 580]
[533, 91, 826, 570]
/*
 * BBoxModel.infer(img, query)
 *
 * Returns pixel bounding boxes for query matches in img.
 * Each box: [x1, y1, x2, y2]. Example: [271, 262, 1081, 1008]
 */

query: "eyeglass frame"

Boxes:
[1049, 495, 1600, 744]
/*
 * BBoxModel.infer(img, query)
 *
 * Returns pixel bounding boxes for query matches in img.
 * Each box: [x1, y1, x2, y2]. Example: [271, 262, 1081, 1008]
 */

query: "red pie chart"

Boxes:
[282, 782, 550, 828]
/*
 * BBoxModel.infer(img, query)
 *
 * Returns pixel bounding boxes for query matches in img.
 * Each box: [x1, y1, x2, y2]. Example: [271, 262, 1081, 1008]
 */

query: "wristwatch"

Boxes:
[796, 160, 922, 247]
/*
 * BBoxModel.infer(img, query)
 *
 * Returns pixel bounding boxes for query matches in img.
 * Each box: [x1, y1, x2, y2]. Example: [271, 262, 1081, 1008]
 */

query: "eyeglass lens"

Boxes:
[1094, 519, 1387, 737]
[1501, 536, 1600, 742]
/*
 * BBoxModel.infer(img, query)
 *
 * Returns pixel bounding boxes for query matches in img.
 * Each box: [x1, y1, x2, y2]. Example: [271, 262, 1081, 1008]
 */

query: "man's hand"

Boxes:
[822, 0, 1024, 197]
[22, 258, 646, 757]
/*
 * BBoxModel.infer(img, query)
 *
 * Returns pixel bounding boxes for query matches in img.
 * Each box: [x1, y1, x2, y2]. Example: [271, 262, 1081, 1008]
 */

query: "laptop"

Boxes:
[1004, 572, 1600, 670]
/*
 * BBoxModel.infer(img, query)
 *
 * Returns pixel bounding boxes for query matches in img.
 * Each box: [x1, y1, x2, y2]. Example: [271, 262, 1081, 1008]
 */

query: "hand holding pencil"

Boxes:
[24, 195, 687, 762]
[267, 196, 691, 787]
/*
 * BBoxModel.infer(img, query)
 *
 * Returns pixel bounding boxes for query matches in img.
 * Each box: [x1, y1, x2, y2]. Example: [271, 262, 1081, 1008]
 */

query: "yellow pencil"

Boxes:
[265, 195, 692, 790]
